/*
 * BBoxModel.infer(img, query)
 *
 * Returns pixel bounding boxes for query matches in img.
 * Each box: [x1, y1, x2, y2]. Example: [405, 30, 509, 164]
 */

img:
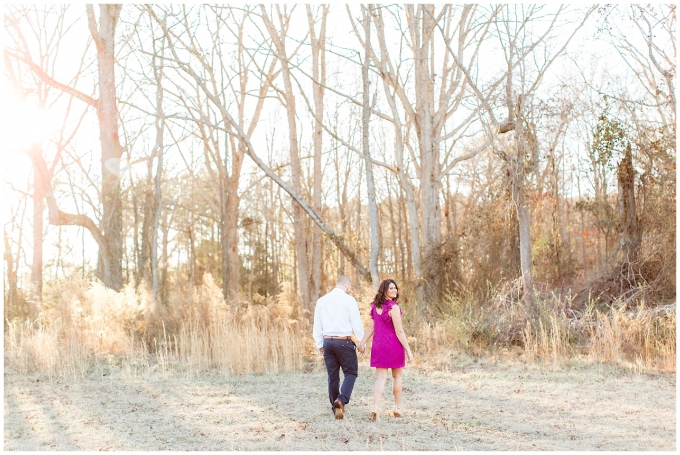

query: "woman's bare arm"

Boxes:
[390, 305, 414, 362]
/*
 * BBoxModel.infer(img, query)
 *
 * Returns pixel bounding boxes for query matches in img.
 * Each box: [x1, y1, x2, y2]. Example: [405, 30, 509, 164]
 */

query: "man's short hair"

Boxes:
[336, 275, 351, 287]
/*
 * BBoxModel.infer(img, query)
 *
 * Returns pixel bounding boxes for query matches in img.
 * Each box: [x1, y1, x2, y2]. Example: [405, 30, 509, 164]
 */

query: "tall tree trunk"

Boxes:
[139, 167, 155, 284]
[371, 7, 423, 292]
[335, 149, 350, 275]
[396, 185, 406, 281]
[407, 4, 473, 301]
[188, 222, 196, 286]
[506, 95, 537, 309]
[151, 155, 162, 303]
[551, 154, 562, 281]
[160, 211, 170, 305]
[512, 166, 535, 303]
[31, 172, 44, 319]
[268, 179, 280, 293]
[386, 177, 398, 280]
[260, 6, 312, 316]
[225, 177, 241, 302]
[139, 96, 158, 286]
[285, 66, 312, 317]
[410, 5, 443, 298]
[151, 32, 165, 304]
[617, 143, 642, 267]
[362, 5, 380, 289]
[132, 186, 141, 281]
[220, 188, 229, 299]
[4, 228, 19, 319]
[88, 4, 124, 291]
[307, 5, 328, 305]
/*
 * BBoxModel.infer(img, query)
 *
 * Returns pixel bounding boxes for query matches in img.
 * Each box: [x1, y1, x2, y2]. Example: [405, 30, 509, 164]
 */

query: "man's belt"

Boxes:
[323, 336, 352, 340]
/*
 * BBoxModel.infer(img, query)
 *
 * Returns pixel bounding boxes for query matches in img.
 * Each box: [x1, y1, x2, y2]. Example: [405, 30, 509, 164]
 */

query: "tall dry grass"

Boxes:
[586, 303, 676, 372]
[5, 318, 91, 378]
[5, 275, 675, 378]
[406, 281, 675, 372]
[5, 274, 309, 379]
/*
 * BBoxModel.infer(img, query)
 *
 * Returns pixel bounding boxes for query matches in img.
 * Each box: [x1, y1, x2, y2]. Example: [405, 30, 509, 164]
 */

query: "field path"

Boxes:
[4, 361, 675, 450]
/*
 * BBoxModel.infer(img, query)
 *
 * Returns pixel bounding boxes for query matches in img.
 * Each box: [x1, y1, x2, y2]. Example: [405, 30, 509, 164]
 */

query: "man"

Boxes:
[312, 275, 365, 419]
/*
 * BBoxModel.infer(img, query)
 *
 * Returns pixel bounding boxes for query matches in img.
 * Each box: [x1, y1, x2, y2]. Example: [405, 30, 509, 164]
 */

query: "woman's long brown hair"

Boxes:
[373, 279, 399, 309]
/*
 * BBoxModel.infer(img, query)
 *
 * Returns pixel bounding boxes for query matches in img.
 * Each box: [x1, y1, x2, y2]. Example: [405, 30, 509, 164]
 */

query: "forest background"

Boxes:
[2, 4, 676, 378]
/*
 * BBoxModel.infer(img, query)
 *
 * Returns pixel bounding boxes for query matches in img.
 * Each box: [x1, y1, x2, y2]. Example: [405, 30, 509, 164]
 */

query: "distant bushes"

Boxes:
[404, 279, 675, 373]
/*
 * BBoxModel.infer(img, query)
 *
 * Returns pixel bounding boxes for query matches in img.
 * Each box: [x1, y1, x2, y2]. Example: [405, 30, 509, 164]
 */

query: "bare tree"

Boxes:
[601, 4, 675, 275]
[146, 5, 274, 302]
[360, 5, 381, 289]
[148, 7, 372, 296]
[604, 5, 676, 126]
[306, 4, 329, 305]
[3, 199, 27, 320]
[87, 4, 125, 290]
[345, 5, 494, 301]
[259, 5, 317, 315]
[7, 4, 126, 290]
[437, 4, 595, 308]
[150, 21, 166, 304]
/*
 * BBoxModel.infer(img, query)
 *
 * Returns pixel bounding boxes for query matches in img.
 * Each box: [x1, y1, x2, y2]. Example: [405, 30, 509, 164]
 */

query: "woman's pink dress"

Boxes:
[369, 300, 405, 368]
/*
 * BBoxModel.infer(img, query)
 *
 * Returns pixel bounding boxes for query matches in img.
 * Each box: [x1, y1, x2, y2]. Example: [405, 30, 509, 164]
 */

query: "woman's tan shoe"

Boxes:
[392, 409, 403, 417]
[370, 411, 380, 421]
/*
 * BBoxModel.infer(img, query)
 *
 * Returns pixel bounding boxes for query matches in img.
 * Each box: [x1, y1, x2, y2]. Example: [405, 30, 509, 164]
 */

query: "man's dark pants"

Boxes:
[323, 339, 358, 410]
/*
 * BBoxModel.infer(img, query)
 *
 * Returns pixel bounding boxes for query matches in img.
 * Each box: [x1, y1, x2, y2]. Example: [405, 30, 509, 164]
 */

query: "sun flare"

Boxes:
[1, 91, 62, 154]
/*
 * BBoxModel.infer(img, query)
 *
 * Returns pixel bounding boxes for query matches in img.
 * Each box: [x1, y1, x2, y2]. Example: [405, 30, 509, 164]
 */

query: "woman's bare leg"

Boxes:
[392, 368, 403, 415]
[373, 368, 389, 420]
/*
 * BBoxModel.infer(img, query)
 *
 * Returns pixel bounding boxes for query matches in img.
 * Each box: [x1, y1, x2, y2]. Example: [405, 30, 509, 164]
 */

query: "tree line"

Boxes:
[3, 4, 675, 323]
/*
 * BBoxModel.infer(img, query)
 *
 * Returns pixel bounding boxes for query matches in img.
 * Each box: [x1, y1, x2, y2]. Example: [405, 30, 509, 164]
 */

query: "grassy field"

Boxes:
[4, 278, 676, 450]
[4, 358, 675, 451]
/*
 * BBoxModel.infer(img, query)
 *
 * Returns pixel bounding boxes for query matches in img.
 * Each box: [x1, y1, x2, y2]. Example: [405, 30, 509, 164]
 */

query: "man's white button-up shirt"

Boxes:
[312, 287, 365, 348]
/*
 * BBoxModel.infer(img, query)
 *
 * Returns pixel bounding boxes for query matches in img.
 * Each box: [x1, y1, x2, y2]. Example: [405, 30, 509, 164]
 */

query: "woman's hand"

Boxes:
[358, 343, 366, 354]
[406, 350, 414, 363]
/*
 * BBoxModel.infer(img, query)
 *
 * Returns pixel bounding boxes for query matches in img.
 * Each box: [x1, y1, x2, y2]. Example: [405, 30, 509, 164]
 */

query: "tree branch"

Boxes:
[5, 50, 98, 108]
[148, 7, 370, 280]
[26, 145, 106, 249]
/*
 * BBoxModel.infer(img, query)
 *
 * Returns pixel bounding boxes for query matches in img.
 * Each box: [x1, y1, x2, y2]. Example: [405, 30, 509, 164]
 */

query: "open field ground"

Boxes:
[4, 359, 675, 451]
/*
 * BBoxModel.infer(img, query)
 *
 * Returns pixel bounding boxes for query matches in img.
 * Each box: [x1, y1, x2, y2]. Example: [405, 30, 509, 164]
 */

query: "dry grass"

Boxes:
[168, 318, 306, 375]
[4, 362, 675, 450]
[3, 276, 676, 450]
[3, 275, 675, 379]
[586, 303, 676, 372]
[5, 319, 91, 379]
[405, 280, 675, 373]
[5, 274, 309, 379]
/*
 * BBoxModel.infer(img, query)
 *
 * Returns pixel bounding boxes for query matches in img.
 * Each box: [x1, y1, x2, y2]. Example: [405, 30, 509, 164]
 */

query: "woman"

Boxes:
[359, 279, 414, 421]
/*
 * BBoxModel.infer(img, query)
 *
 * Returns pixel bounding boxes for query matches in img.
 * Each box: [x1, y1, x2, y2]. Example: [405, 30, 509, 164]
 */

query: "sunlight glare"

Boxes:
[1, 92, 62, 155]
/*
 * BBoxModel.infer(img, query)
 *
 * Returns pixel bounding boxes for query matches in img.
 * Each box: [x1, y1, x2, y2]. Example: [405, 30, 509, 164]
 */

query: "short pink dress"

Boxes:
[369, 300, 405, 368]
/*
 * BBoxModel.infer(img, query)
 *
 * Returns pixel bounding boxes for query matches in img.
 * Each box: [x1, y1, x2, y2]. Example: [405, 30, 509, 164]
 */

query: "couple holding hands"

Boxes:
[312, 276, 414, 421]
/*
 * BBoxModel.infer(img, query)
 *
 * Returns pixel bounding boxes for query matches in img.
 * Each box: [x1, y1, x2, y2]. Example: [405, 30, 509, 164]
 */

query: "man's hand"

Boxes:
[358, 344, 366, 355]
[319, 347, 324, 357]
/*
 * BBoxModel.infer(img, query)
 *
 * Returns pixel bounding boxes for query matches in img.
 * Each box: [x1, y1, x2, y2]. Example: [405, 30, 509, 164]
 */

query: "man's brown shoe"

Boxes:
[333, 399, 345, 419]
